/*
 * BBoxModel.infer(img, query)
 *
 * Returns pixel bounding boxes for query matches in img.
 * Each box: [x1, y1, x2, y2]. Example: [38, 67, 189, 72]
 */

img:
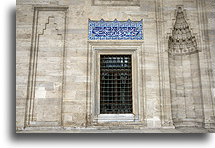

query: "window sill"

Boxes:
[96, 114, 135, 122]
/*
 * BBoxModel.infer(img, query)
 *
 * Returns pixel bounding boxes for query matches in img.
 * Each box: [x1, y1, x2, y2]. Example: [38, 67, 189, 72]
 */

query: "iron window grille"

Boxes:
[100, 55, 133, 114]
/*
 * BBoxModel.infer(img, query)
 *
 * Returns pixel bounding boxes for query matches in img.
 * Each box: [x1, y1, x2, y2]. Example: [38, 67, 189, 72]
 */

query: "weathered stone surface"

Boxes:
[16, 0, 215, 132]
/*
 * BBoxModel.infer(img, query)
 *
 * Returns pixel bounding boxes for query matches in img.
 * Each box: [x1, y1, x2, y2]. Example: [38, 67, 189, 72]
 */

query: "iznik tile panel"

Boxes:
[92, 0, 140, 6]
[88, 19, 143, 40]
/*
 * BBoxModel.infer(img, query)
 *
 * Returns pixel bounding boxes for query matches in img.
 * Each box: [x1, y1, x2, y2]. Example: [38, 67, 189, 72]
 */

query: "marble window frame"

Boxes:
[87, 41, 145, 126]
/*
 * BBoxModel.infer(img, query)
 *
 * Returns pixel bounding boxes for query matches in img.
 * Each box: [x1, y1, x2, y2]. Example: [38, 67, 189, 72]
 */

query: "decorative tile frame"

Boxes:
[88, 19, 143, 40]
[92, 0, 140, 6]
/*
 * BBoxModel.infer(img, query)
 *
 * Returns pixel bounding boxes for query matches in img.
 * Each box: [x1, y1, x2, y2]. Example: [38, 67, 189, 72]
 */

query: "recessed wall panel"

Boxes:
[25, 7, 68, 127]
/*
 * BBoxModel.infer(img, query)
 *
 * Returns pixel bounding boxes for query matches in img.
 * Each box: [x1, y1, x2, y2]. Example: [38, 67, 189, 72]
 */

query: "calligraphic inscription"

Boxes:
[88, 19, 143, 40]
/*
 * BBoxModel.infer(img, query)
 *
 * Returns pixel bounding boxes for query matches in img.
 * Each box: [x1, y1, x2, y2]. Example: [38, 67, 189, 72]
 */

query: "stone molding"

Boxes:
[86, 41, 145, 126]
[25, 6, 68, 128]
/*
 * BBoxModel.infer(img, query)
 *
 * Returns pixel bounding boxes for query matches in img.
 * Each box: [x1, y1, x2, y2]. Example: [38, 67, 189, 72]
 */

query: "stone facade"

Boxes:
[16, 0, 215, 133]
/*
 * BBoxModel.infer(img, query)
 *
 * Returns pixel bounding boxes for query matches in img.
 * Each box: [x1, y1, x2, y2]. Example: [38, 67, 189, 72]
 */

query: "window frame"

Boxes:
[99, 54, 133, 114]
[87, 41, 144, 125]
[97, 52, 136, 121]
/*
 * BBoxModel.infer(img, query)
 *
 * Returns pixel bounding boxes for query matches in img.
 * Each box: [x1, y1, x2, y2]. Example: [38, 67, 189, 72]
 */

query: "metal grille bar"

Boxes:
[100, 55, 132, 114]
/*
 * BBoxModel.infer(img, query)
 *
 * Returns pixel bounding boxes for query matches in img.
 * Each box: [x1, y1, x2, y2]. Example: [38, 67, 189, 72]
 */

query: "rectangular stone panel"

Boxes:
[25, 7, 68, 127]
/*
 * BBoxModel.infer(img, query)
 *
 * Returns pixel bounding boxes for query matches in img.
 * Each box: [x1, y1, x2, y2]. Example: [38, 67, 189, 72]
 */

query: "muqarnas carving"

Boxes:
[168, 7, 203, 127]
[168, 7, 198, 56]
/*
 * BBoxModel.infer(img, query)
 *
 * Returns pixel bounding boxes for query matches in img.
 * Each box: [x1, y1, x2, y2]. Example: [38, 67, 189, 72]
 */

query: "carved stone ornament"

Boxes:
[168, 7, 199, 56]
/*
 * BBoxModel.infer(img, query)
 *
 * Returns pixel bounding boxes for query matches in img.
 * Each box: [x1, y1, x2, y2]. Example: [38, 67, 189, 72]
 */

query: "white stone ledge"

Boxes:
[96, 114, 135, 122]
[16, 127, 215, 133]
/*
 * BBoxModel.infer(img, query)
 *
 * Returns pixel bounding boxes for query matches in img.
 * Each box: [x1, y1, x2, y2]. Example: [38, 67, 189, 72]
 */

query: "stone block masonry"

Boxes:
[16, 0, 215, 133]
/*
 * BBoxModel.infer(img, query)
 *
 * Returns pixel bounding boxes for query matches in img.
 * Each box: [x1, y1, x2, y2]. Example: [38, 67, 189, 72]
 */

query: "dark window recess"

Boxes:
[100, 55, 132, 114]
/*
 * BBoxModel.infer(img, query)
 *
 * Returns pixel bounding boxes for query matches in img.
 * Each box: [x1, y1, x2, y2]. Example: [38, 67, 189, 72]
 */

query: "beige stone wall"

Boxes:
[16, 0, 215, 132]
[207, 0, 215, 124]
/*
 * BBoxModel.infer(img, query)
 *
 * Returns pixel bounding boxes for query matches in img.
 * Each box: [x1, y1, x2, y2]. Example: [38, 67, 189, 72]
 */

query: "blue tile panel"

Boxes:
[88, 19, 143, 40]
